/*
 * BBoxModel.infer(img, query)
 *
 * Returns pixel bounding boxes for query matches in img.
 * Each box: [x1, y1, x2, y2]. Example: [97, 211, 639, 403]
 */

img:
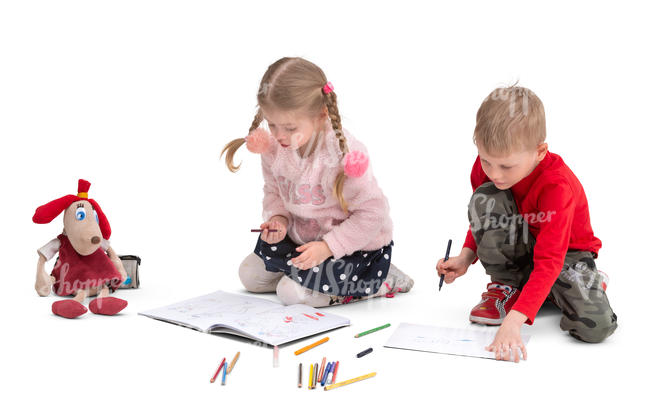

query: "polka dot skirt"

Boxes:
[254, 235, 394, 297]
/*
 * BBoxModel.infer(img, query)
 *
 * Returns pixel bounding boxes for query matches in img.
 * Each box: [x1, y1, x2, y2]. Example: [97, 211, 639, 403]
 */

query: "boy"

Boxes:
[437, 86, 617, 362]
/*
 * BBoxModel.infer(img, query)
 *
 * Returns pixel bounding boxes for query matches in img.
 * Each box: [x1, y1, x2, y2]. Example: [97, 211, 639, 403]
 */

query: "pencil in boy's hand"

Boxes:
[439, 239, 452, 291]
[251, 229, 278, 233]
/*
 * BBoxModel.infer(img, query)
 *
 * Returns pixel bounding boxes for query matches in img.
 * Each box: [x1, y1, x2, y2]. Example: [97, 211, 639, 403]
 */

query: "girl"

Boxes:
[222, 57, 413, 307]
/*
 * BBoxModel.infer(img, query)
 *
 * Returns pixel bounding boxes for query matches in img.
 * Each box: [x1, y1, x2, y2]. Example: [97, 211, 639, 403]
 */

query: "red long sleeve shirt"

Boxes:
[463, 152, 602, 324]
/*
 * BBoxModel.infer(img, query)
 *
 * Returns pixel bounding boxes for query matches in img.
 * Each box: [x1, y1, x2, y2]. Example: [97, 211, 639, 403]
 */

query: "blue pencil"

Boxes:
[320, 362, 332, 386]
[221, 361, 227, 385]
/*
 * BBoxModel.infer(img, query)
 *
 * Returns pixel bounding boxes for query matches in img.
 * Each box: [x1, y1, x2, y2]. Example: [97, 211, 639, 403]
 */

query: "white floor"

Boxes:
[6, 257, 639, 402]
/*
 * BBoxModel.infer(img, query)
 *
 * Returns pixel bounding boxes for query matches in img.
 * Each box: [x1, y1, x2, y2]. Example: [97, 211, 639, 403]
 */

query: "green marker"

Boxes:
[354, 323, 391, 338]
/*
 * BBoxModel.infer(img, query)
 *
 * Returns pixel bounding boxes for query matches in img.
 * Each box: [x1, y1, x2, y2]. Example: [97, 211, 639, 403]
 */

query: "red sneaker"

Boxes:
[469, 283, 520, 325]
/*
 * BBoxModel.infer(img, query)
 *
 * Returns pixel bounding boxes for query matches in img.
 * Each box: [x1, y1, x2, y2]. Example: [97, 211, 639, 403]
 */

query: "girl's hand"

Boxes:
[260, 216, 288, 244]
[291, 241, 333, 270]
[436, 247, 474, 283]
[486, 310, 528, 363]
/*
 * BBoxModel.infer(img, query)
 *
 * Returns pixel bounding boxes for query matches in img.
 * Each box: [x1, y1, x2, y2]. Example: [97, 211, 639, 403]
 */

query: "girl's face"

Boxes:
[477, 143, 548, 190]
[262, 108, 328, 153]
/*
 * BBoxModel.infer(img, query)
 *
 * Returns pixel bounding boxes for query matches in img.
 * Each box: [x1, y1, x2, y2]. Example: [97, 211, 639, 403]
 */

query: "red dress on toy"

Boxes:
[51, 234, 122, 296]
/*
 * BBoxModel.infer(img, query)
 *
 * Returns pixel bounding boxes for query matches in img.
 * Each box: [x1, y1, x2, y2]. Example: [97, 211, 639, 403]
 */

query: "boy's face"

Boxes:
[477, 143, 548, 190]
[262, 108, 327, 151]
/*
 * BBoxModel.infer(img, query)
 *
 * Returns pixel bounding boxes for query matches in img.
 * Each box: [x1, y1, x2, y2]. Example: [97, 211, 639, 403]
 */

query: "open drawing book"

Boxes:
[139, 291, 350, 346]
[384, 323, 531, 360]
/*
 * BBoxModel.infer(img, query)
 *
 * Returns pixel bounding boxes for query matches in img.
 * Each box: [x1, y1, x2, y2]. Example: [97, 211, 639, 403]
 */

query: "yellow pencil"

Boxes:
[226, 352, 240, 374]
[324, 372, 377, 391]
[294, 337, 329, 355]
[308, 364, 314, 389]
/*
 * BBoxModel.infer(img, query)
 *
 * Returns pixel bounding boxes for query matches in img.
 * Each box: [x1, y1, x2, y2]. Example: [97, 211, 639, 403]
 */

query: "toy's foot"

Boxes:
[52, 300, 88, 319]
[89, 297, 128, 316]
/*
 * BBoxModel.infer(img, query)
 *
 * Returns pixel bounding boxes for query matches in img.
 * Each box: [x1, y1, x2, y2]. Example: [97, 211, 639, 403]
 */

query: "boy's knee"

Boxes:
[561, 312, 618, 343]
[469, 182, 516, 217]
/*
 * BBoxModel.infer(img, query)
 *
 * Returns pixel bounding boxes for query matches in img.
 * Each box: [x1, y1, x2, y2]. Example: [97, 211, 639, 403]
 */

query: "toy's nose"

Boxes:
[91, 236, 101, 245]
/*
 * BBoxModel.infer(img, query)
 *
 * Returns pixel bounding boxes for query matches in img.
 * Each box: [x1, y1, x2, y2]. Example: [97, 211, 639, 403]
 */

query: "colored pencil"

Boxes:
[324, 372, 377, 391]
[354, 323, 391, 338]
[210, 358, 226, 383]
[273, 346, 279, 368]
[227, 352, 240, 374]
[221, 362, 227, 385]
[294, 337, 329, 355]
[313, 364, 318, 388]
[251, 229, 278, 233]
[321, 362, 332, 386]
[357, 347, 373, 358]
[308, 364, 314, 389]
[298, 363, 302, 388]
[318, 357, 326, 382]
[439, 239, 452, 291]
[332, 361, 339, 383]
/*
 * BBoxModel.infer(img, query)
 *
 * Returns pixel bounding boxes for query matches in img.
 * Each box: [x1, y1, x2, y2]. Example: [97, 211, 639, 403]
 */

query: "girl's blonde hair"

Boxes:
[221, 57, 351, 213]
[473, 85, 546, 156]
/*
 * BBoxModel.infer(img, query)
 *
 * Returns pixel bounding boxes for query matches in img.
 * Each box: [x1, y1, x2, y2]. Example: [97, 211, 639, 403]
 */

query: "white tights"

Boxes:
[238, 253, 331, 307]
[238, 253, 412, 307]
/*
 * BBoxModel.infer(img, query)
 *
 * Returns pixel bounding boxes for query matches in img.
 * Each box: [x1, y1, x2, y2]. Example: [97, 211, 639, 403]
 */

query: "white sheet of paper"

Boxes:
[384, 323, 531, 360]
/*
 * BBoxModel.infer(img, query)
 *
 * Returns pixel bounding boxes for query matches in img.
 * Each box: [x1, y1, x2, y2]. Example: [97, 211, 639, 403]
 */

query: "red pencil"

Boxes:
[210, 358, 226, 383]
[332, 361, 339, 383]
[251, 229, 278, 233]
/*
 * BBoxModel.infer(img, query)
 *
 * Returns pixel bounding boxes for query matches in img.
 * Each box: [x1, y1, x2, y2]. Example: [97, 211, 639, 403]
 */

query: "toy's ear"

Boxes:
[33, 195, 78, 224]
[89, 199, 111, 240]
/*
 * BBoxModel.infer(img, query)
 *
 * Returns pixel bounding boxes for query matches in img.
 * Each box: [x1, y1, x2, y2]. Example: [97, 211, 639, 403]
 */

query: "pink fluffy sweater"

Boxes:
[261, 123, 393, 260]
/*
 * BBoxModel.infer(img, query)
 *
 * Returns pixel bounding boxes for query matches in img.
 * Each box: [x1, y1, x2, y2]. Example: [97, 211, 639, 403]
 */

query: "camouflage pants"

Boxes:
[468, 182, 617, 343]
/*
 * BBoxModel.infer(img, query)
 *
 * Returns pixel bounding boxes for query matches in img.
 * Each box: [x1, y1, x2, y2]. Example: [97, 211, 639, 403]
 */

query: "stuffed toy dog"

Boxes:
[33, 179, 128, 319]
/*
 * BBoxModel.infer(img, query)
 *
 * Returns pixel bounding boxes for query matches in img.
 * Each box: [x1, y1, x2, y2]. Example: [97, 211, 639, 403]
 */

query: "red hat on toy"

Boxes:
[33, 179, 112, 240]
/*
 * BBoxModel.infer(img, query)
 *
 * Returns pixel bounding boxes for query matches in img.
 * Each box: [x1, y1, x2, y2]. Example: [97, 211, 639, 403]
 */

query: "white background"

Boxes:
[1, 1, 647, 401]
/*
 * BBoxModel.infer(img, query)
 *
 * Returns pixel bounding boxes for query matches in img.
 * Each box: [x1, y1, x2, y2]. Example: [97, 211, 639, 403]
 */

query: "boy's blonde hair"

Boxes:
[473, 85, 546, 156]
[221, 57, 351, 213]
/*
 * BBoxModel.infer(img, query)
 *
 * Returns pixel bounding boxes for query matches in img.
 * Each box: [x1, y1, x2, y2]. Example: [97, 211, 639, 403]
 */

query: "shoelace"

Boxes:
[481, 289, 510, 301]
[384, 282, 402, 298]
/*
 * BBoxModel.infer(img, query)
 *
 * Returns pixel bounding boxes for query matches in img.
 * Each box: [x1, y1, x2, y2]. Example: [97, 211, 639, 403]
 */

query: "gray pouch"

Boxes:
[118, 255, 141, 289]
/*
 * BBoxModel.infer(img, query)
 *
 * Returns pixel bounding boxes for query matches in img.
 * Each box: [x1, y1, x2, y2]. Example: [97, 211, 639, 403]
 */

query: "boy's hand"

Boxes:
[291, 241, 333, 270]
[486, 310, 528, 363]
[260, 215, 288, 244]
[436, 247, 475, 283]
